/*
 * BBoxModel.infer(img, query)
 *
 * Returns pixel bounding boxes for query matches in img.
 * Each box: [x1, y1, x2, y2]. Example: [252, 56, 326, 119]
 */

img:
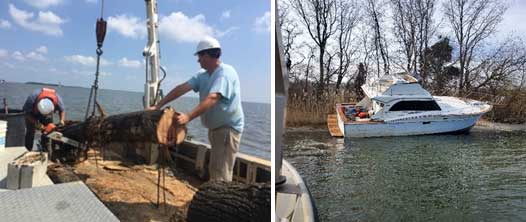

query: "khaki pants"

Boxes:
[208, 127, 241, 181]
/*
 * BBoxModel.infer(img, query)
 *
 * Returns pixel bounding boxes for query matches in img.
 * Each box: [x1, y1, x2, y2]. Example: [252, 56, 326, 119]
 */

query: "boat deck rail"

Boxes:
[172, 140, 271, 184]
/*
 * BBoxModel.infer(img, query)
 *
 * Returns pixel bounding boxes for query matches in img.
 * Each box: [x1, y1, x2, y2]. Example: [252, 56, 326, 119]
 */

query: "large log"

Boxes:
[59, 107, 186, 146]
[186, 181, 271, 222]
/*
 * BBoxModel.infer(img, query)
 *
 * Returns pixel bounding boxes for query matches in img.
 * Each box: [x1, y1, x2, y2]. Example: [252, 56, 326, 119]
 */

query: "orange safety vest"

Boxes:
[33, 88, 59, 113]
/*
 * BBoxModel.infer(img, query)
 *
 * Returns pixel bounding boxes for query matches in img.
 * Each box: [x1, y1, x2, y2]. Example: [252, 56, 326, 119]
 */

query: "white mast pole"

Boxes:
[143, 0, 161, 108]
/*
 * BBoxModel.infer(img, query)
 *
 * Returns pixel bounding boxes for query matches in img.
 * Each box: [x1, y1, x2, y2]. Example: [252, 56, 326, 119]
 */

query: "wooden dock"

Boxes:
[327, 114, 343, 137]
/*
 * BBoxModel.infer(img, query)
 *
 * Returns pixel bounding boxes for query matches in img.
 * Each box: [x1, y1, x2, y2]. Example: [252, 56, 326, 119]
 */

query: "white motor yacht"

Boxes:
[329, 74, 492, 138]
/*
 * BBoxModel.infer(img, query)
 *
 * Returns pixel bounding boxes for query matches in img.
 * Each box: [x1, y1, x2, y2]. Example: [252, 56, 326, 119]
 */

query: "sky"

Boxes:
[495, 0, 526, 39]
[430, 0, 526, 43]
[279, 0, 526, 87]
[0, 0, 271, 104]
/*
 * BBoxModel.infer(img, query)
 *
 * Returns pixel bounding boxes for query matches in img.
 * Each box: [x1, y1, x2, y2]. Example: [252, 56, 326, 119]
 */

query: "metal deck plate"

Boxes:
[0, 182, 119, 222]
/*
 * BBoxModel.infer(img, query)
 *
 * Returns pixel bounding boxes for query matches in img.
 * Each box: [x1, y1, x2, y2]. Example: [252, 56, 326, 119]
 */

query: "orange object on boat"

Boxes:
[357, 112, 368, 118]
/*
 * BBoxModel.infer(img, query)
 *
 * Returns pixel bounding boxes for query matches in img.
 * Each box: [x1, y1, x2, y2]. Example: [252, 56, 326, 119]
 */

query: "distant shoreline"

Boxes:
[25, 81, 85, 89]
[25, 81, 61, 87]
[475, 119, 526, 132]
[7, 81, 269, 105]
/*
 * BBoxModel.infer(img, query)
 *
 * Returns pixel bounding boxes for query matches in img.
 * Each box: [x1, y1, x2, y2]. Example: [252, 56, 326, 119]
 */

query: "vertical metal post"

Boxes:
[143, 0, 161, 108]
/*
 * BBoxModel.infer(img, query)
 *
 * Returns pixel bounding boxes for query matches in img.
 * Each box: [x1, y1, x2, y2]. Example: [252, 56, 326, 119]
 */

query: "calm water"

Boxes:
[284, 128, 526, 221]
[0, 82, 270, 159]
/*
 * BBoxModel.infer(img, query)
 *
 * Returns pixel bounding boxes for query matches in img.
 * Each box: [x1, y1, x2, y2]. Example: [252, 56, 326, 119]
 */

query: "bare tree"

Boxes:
[334, 0, 360, 89]
[291, 0, 338, 92]
[303, 46, 316, 93]
[278, 2, 302, 62]
[391, 0, 418, 73]
[391, 0, 436, 85]
[365, 0, 390, 77]
[443, 0, 507, 95]
[359, 27, 373, 77]
[416, 0, 436, 86]
[470, 38, 526, 92]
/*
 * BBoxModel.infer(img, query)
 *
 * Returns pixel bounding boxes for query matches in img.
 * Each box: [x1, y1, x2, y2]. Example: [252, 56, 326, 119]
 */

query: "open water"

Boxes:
[0, 82, 270, 159]
[284, 128, 526, 221]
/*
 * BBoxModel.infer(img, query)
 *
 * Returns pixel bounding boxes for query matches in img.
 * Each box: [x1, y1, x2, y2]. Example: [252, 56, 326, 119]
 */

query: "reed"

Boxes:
[286, 88, 353, 126]
[483, 90, 526, 124]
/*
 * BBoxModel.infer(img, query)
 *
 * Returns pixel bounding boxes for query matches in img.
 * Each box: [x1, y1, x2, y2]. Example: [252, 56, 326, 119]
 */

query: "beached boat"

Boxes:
[330, 74, 492, 138]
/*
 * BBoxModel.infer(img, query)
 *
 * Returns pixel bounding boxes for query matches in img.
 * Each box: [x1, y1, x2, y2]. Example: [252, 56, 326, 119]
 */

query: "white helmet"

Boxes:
[37, 98, 54, 115]
[194, 36, 221, 55]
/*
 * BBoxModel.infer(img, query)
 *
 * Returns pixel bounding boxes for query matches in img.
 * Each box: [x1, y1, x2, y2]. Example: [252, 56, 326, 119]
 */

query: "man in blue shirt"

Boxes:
[150, 37, 244, 181]
[22, 88, 66, 151]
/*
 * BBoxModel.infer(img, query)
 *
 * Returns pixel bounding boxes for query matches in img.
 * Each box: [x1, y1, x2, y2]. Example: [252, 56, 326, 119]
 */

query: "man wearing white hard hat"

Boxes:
[150, 36, 244, 182]
[22, 88, 66, 151]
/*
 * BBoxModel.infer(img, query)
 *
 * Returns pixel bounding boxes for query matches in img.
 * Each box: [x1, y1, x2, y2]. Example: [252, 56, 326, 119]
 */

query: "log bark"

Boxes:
[59, 107, 186, 146]
[186, 181, 271, 222]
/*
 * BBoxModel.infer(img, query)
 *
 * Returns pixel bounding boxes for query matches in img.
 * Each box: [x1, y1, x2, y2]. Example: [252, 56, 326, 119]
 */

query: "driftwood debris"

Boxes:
[59, 107, 186, 146]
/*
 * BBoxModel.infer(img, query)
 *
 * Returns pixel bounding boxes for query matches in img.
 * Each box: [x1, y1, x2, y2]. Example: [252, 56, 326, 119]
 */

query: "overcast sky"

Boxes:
[496, 0, 526, 39]
[0, 0, 271, 104]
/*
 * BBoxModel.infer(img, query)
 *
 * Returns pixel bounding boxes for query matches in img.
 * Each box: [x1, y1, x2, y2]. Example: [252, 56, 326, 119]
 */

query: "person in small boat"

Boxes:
[148, 37, 244, 182]
[22, 88, 66, 151]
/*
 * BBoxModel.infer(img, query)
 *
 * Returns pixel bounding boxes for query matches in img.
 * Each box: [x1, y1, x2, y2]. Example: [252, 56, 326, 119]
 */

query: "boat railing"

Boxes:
[172, 140, 271, 184]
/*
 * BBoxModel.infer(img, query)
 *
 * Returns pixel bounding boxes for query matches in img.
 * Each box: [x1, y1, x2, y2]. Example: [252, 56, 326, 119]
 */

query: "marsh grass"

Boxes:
[286, 88, 354, 126]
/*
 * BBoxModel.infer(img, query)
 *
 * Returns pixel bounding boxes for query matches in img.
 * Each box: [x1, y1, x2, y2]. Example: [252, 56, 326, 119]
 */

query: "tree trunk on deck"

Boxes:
[59, 107, 186, 146]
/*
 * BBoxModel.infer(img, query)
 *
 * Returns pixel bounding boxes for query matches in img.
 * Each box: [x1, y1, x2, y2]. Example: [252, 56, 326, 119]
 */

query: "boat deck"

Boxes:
[327, 114, 343, 137]
[335, 103, 383, 125]
[0, 182, 119, 222]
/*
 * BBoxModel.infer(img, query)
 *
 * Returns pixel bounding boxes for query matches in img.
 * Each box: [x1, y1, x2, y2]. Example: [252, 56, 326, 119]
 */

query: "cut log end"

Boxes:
[157, 107, 187, 145]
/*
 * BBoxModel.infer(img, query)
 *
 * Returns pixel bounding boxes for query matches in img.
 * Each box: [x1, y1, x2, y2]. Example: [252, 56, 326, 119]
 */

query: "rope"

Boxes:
[156, 145, 168, 209]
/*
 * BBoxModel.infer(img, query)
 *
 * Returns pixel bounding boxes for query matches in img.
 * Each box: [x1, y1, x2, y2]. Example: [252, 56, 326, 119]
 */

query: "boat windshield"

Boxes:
[389, 100, 441, 111]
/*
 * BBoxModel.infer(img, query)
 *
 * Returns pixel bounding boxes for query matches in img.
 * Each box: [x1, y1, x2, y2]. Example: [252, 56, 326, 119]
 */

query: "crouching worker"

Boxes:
[22, 88, 66, 151]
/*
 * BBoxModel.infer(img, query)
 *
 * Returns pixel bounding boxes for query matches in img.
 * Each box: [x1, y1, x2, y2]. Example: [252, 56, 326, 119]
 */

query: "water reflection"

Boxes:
[284, 129, 526, 222]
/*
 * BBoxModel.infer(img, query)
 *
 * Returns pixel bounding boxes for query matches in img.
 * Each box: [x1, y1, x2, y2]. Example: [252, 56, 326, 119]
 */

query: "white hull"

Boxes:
[276, 160, 317, 222]
[337, 111, 482, 138]
[331, 74, 492, 138]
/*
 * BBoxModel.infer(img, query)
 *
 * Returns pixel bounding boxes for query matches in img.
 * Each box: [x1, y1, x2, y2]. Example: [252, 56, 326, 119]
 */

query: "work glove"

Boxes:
[35, 123, 44, 131]
[42, 123, 56, 134]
